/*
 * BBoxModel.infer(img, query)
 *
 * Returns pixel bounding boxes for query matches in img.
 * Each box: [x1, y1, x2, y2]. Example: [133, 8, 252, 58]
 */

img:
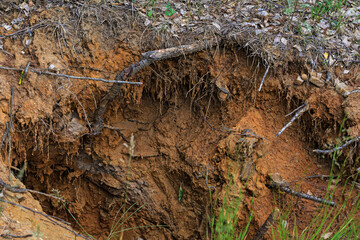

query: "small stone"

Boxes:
[310, 76, 324, 87]
[48, 64, 55, 70]
[334, 78, 351, 97]
[3, 24, 12, 30]
[301, 73, 308, 81]
[295, 75, 304, 85]
[309, 72, 324, 87]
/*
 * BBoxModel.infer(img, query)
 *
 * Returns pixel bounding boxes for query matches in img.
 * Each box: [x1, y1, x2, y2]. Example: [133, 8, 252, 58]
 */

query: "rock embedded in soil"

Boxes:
[309, 72, 325, 87]
[334, 78, 352, 97]
[295, 75, 304, 85]
[301, 73, 309, 81]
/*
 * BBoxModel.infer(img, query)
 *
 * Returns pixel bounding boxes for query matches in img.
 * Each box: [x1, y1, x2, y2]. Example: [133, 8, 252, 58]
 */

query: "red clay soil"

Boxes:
[0, 5, 360, 240]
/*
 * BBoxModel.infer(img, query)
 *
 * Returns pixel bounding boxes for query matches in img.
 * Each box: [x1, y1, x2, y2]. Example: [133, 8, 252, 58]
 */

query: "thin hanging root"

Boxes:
[313, 136, 360, 154]
[276, 103, 309, 137]
[252, 208, 280, 240]
[267, 181, 336, 207]
[258, 65, 270, 92]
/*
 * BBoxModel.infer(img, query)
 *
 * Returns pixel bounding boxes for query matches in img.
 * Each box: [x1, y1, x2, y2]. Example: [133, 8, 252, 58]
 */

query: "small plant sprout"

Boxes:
[178, 185, 183, 202]
[165, 3, 176, 17]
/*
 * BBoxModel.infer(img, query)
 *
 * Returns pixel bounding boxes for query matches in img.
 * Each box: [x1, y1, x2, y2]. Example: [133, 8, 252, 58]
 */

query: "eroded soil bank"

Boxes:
[0, 2, 359, 240]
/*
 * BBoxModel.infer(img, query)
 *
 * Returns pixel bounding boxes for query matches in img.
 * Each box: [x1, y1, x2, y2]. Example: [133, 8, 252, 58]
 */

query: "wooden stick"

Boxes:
[252, 208, 279, 240]
[313, 136, 360, 154]
[268, 181, 336, 206]
[276, 103, 309, 137]
[258, 65, 270, 92]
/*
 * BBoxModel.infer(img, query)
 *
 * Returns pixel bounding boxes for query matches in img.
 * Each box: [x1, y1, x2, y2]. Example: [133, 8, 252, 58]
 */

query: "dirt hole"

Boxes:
[10, 45, 348, 240]
[0, 4, 357, 238]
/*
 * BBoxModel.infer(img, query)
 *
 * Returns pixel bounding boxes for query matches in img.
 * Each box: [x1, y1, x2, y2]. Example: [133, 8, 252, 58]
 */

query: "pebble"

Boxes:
[295, 75, 304, 85]
[309, 72, 324, 87]
[301, 73, 308, 81]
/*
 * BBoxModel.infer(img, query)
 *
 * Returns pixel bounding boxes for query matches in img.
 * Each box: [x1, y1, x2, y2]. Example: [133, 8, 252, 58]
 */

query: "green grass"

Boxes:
[271, 116, 360, 239]
[207, 164, 253, 240]
[207, 115, 360, 240]
[271, 171, 360, 240]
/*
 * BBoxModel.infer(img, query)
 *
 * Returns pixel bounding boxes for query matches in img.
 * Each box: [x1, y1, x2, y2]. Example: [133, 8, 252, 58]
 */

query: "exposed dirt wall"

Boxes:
[0, 2, 359, 240]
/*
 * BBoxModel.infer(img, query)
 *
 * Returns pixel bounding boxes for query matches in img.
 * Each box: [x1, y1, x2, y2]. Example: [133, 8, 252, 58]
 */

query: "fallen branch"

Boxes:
[276, 103, 309, 137]
[252, 208, 279, 240]
[267, 181, 336, 207]
[313, 136, 360, 154]
[0, 66, 142, 85]
[93, 40, 216, 133]
[0, 199, 90, 240]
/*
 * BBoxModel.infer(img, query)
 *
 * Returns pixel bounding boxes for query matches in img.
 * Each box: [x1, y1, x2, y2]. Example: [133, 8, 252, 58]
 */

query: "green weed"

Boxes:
[311, 0, 346, 20]
[271, 116, 360, 239]
[178, 185, 183, 202]
[207, 164, 253, 240]
[165, 3, 176, 17]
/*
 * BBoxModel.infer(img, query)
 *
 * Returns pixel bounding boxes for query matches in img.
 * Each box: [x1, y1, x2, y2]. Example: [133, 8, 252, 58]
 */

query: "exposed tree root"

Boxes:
[93, 41, 216, 133]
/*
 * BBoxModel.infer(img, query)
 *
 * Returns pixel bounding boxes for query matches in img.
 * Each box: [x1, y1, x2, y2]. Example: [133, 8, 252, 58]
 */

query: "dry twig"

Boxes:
[276, 103, 309, 137]
[267, 181, 336, 206]
[252, 208, 279, 240]
[258, 65, 270, 92]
